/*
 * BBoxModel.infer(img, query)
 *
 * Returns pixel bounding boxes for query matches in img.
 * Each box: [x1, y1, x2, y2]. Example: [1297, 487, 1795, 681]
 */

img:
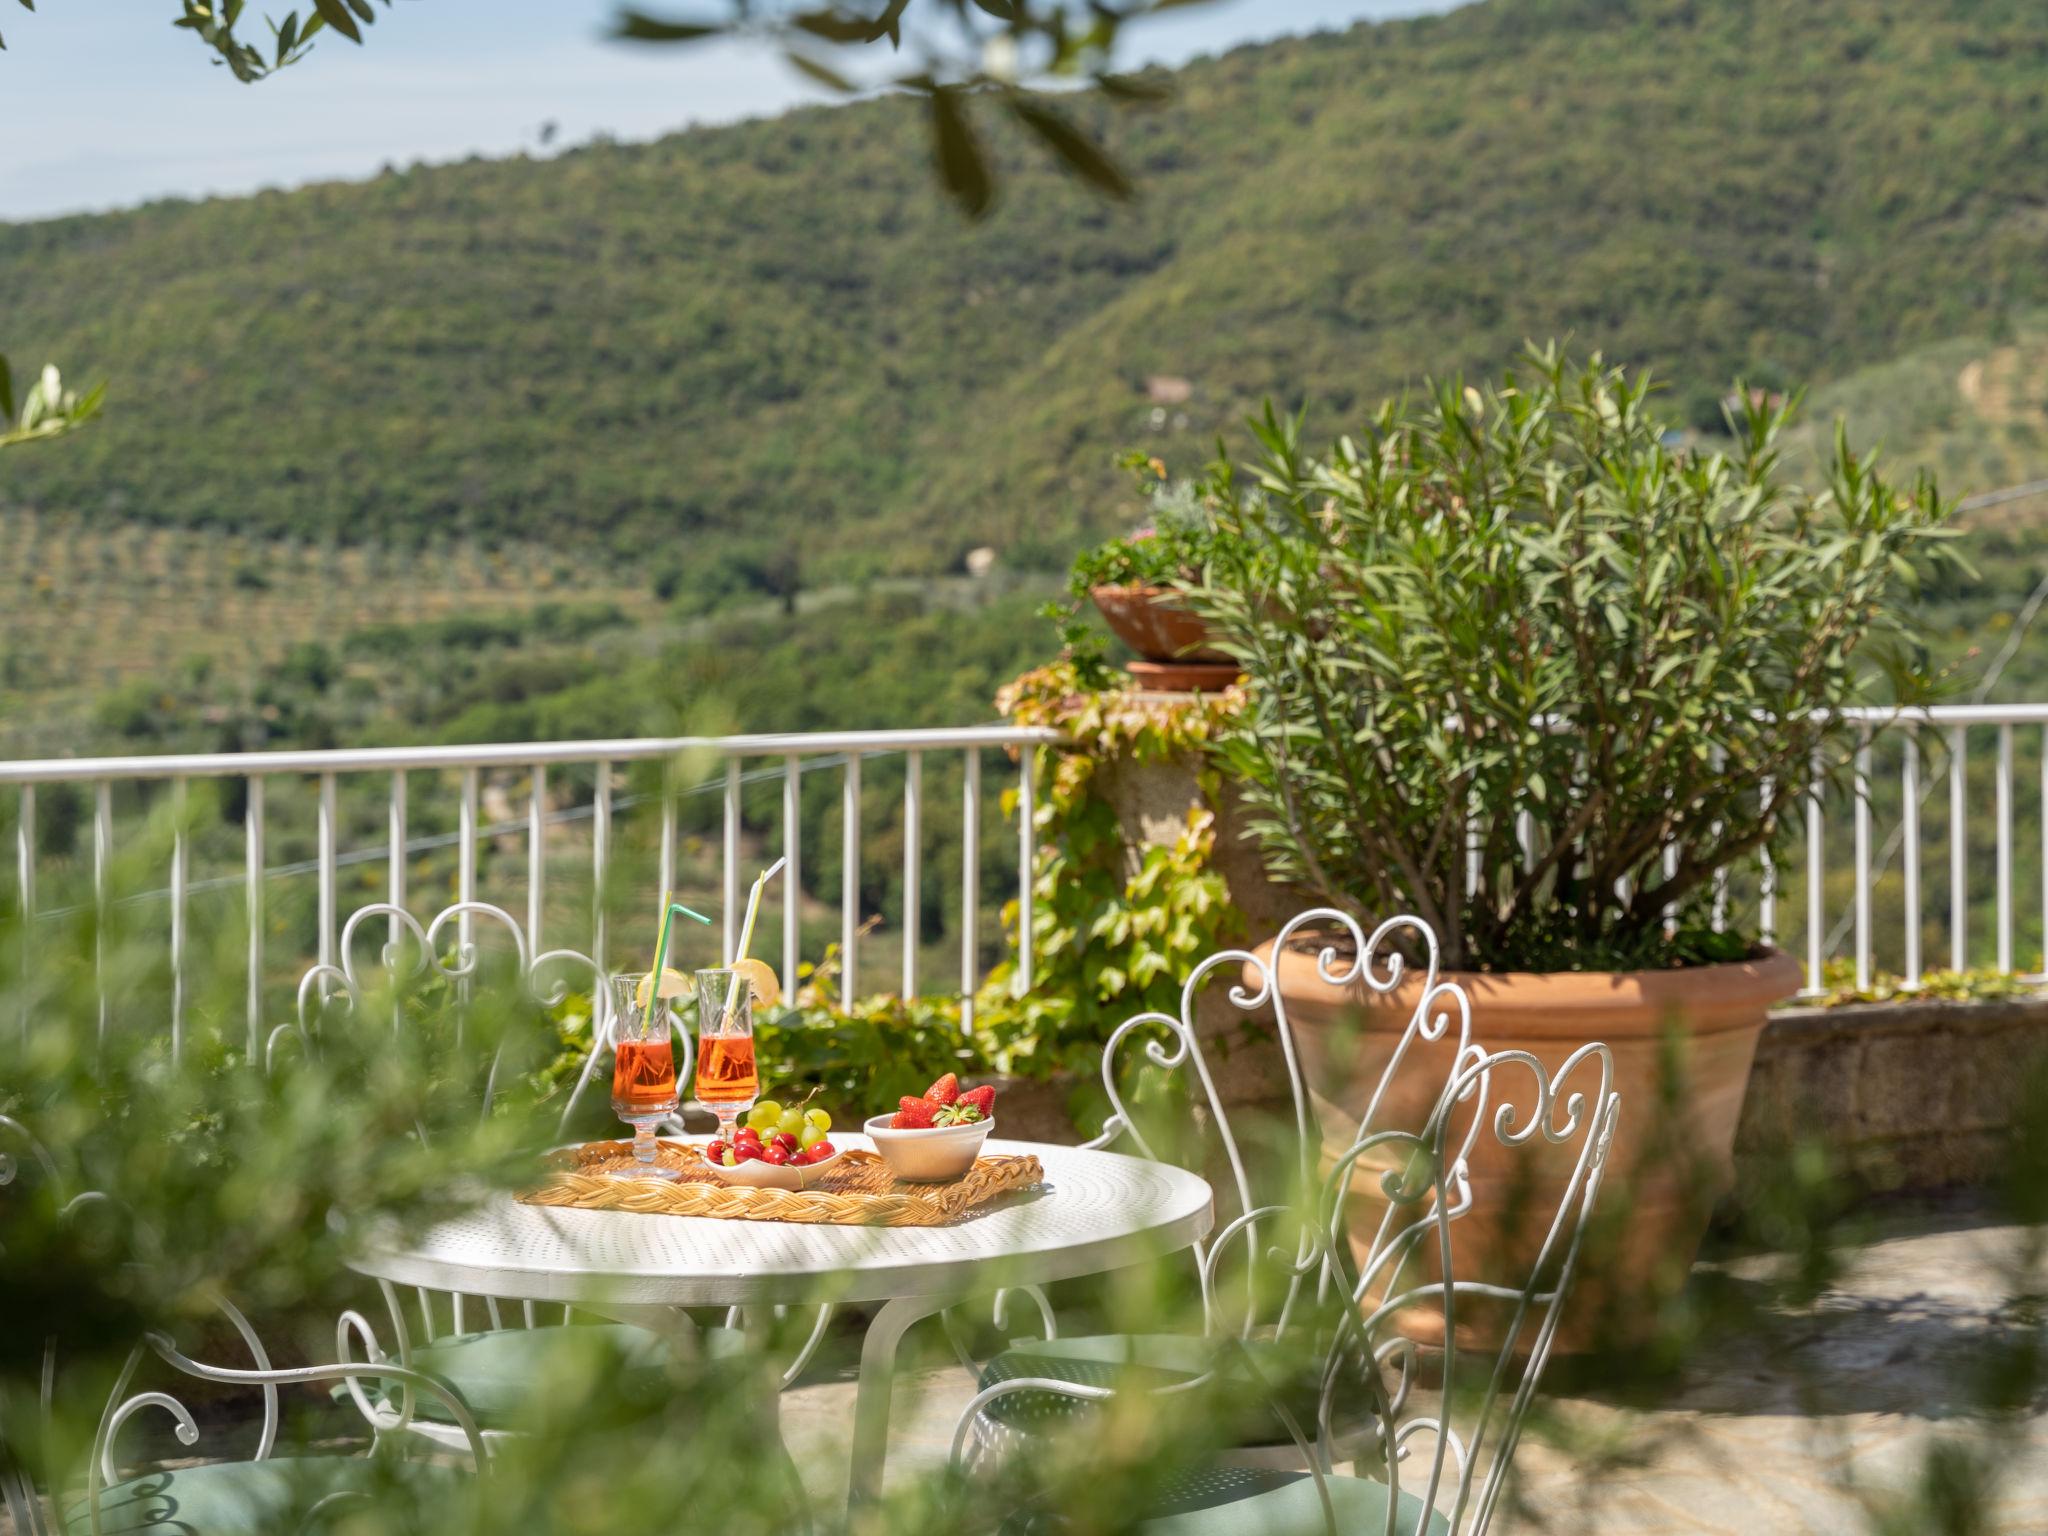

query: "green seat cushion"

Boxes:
[977, 1333, 1324, 1445]
[66, 1457, 467, 1535]
[1134, 1467, 1450, 1536]
[395, 1322, 675, 1426]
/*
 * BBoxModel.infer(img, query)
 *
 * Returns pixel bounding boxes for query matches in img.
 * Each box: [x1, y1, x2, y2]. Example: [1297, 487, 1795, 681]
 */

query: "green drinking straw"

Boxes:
[720, 857, 787, 1021]
[647, 891, 713, 992]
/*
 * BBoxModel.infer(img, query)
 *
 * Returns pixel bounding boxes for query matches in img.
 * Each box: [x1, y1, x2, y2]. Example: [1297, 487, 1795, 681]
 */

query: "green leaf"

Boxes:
[612, 9, 718, 42]
[310, 0, 360, 43]
[1007, 94, 1133, 200]
[782, 49, 857, 93]
[343, 0, 373, 20]
[1098, 72, 1172, 104]
[927, 86, 993, 219]
[791, 9, 887, 43]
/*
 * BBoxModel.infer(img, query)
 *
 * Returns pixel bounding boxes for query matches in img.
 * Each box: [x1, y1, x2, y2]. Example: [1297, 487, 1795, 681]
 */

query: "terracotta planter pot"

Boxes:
[1254, 936, 1801, 1346]
[1089, 583, 1232, 665]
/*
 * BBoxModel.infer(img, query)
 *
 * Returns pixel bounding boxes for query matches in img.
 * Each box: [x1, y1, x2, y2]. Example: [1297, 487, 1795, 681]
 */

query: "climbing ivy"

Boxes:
[973, 660, 1246, 1078]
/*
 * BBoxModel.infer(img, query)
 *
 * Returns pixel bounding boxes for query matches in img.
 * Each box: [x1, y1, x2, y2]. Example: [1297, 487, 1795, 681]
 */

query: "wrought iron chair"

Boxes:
[291, 901, 832, 1456]
[0, 1114, 488, 1536]
[950, 1041, 1622, 1535]
[962, 907, 1484, 1468]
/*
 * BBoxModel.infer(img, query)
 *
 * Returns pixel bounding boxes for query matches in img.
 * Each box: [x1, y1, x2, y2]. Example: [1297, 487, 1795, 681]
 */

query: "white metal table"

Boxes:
[347, 1136, 1214, 1507]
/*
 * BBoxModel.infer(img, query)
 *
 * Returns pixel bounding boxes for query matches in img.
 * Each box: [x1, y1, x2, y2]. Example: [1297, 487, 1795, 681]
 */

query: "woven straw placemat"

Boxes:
[519, 1142, 1044, 1226]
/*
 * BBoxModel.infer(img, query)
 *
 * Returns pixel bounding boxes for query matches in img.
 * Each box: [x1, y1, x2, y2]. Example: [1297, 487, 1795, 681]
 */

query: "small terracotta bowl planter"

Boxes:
[1089, 583, 1239, 692]
[1088, 583, 1232, 664]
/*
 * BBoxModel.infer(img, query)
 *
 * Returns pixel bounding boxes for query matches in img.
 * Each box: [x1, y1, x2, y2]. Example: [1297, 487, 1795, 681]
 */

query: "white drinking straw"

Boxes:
[721, 856, 787, 1020]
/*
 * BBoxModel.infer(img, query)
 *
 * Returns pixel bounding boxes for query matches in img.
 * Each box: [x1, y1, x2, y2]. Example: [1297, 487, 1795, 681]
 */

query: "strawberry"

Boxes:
[924, 1072, 960, 1107]
[957, 1084, 996, 1119]
[892, 1095, 938, 1130]
[934, 1102, 981, 1127]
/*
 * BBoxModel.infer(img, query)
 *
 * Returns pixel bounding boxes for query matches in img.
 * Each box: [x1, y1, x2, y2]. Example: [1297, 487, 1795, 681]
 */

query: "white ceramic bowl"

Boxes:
[863, 1113, 994, 1183]
[701, 1143, 843, 1191]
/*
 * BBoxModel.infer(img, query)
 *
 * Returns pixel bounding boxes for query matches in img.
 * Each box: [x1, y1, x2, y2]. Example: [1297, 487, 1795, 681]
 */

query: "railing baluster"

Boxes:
[527, 765, 546, 957]
[1951, 725, 1969, 972]
[903, 750, 922, 999]
[1017, 749, 1036, 997]
[1805, 751, 1824, 995]
[1465, 789, 1481, 899]
[842, 753, 862, 1002]
[1758, 775, 1776, 947]
[246, 776, 265, 1059]
[1853, 727, 1872, 993]
[1709, 746, 1727, 934]
[1998, 722, 2014, 974]
[171, 777, 187, 1064]
[592, 761, 611, 974]
[659, 763, 677, 908]
[722, 759, 740, 963]
[389, 771, 408, 951]
[318, 772, 338, 979]
[1660, 815, 1677, 937]
[16, 783, 32, 1043]
[961, 748, 980, 1031]
[783, 755, 802, 1000]
[459, 767, 478, 971]
[1902, 732, 1921, 989]
[94, 780, 111, 1047]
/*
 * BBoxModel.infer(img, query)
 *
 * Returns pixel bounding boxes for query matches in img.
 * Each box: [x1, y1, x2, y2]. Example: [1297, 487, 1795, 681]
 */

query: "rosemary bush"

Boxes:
[1195, 344, 1955, 972]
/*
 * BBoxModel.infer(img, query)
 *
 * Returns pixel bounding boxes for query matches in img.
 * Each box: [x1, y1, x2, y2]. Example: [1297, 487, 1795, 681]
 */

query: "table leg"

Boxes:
[846, 1293, 951, 1509]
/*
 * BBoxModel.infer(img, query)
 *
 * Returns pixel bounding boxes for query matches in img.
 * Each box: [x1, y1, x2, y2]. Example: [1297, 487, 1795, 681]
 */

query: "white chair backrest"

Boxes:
[287, 899, 685, 1351]
[286, 898, 682, 1139]
[1085, 907, 1480, 1335]
[0, 1113, 486, 1536]
[1294, 1041, 1623, 1535]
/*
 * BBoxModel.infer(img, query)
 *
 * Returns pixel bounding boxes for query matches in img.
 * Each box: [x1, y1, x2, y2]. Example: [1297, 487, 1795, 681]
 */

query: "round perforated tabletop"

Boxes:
[348, 1137, 1214, 1308]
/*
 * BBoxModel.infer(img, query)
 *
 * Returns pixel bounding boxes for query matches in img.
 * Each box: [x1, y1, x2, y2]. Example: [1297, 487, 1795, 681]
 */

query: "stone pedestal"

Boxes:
[1086, 697, 1308, 1117]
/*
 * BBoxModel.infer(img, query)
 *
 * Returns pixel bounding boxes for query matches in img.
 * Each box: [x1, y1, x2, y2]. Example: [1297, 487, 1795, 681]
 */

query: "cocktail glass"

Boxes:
[693, 965, 758, 1147]
[607, 974, 683, 1180]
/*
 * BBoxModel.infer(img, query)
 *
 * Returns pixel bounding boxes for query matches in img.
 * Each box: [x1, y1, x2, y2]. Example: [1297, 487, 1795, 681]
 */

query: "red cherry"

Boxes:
[736, 1145, 762, 1162]
[705, 1140, 728, 1160]
[774, 1132, 799, 1153]
[808, 1140, 835, 1162]
[763, 1145, 790, 1165]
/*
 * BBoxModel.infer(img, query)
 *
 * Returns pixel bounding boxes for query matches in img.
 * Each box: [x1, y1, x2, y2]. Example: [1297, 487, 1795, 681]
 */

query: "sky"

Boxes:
[0, 0, 1459, 222]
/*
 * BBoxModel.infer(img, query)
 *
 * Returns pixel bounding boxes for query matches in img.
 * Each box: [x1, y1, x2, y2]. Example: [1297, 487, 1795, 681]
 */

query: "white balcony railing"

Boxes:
[0, 726, 1057, 1063]
[2, 705, 2043, 1066]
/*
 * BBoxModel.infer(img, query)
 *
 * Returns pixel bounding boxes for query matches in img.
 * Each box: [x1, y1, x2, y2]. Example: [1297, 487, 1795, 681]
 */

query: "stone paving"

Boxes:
[779, 1192, 2048, 1533]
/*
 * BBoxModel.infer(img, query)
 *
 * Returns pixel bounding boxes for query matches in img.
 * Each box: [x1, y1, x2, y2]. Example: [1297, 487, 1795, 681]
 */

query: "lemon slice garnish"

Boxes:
[634, 967, 693, 1008]
[730, 956, 781, 1010]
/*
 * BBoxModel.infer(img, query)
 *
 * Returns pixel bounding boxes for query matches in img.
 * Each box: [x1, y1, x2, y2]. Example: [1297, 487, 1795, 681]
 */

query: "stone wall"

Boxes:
[1736, 994, 2048, 1194]
[997, 994, 2048, 1200]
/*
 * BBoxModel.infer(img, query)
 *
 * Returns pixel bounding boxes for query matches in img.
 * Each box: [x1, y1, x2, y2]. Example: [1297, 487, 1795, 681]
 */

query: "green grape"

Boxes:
[777, 1108, 805, 1138]
[804, 1108, 831, 1133]
[749, 1100, 782, 1131]
[798, 1121, 826, 1150]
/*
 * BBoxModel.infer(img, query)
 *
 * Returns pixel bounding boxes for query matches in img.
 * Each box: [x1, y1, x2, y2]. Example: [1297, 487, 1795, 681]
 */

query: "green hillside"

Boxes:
[1788, 310, 2048, 513]
[5, 0, 2048, 585]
